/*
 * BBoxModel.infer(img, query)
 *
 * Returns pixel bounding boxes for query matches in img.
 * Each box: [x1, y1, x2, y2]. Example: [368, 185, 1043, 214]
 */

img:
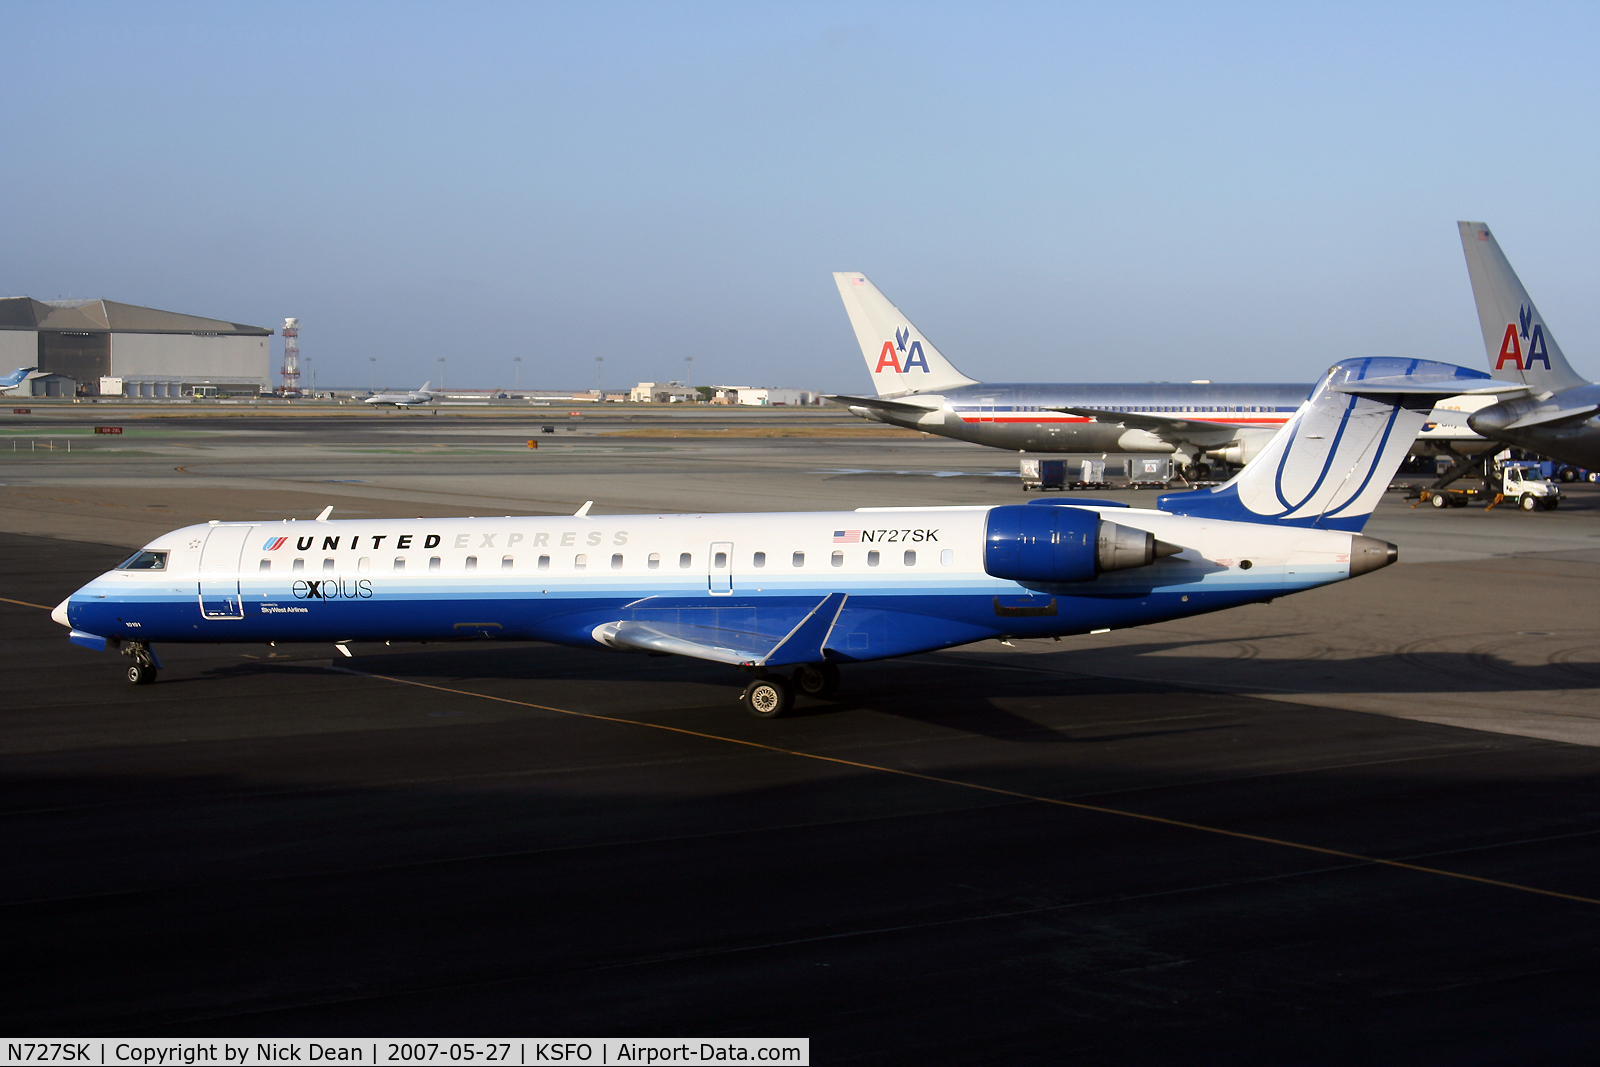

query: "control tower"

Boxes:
[280, 317, 301, 395]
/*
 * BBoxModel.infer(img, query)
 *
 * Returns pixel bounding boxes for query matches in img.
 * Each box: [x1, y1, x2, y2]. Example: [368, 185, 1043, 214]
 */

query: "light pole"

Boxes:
[684, 356, 693, 400]
[513, 356, 521, 392]
[595, 356, 603, 398]
[437, 357, 446, 392]
[368, 357, 375, 392]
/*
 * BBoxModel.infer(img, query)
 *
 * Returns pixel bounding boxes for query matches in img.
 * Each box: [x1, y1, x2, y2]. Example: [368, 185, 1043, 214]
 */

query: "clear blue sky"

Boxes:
[5, 2, 1599, 391]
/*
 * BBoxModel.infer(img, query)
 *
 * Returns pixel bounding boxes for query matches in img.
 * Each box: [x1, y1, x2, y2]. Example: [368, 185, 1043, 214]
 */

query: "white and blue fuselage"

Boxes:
[56, 504, 1364, 663]
[56, 357, 1504, 707]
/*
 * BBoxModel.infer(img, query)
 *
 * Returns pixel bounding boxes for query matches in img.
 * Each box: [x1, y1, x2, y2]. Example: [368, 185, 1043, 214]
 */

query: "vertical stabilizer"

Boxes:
[832, 273, 978, 396]
[1458, 222, 1587, 393]
[1158, 358, 1497, 531]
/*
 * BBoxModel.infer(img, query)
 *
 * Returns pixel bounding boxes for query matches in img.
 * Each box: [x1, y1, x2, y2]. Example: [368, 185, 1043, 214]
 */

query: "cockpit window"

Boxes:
[117, 550, 168, 571]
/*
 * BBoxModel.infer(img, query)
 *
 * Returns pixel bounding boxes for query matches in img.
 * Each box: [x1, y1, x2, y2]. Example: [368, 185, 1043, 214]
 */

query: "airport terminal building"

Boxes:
[0, 297, 272, 397]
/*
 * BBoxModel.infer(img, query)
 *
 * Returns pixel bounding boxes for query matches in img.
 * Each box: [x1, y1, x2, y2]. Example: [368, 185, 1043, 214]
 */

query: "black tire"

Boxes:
[1519, 494, 1538, 511]
[1561, 467, 1578, 482]
[1546, 498, 1560, 510]
[792, 662, 841, 699]
[1430, 492, 1449, 508]
[127, 662, 157, 685]
[740, 676, 793, 719]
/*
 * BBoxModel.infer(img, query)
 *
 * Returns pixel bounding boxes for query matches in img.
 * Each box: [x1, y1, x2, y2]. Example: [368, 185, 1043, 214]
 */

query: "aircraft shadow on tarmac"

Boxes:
[192, 647, 1122, 744]
[181, 631, 1600, 746]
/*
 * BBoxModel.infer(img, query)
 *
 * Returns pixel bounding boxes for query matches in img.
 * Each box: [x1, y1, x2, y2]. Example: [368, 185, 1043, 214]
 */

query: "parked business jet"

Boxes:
[365, 381, 435, 406]
[53, 357, 1502, 717]
[0, 366, 38, 394]
[828, 274, 1314, 473]
[1458, 222, 1600, 470]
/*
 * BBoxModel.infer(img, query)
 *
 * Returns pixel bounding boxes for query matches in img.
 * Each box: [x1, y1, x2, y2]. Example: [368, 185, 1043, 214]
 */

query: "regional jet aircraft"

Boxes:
[1458, 222, 1600, 471]
[364, 381, 435, 406]
[828, 275, 1311, 474]
[0, 366, 38, 394]
[55, 358, 1505, 717]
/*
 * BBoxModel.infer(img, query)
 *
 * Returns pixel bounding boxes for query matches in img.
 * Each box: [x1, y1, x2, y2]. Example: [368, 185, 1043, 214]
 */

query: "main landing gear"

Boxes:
[738, 662, 842, 718]
[740, 675, 793, 719]
[122, 642, 159, 685]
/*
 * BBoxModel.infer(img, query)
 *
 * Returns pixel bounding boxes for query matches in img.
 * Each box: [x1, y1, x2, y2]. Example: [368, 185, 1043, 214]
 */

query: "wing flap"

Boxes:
[593, 593, 848, 667]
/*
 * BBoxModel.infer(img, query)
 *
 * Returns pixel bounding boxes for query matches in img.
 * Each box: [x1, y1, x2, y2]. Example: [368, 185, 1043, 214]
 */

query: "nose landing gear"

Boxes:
[121, 642, 160, 685]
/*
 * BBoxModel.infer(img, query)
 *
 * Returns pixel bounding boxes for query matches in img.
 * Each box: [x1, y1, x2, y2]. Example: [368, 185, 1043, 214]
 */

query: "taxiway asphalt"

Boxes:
[3, 413, 1599, 1060]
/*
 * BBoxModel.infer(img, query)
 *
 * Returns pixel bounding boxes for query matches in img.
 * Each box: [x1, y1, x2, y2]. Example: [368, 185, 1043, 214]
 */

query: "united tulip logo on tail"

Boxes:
[875, 325, 932, 374]
[1496, 303, 1553, 371]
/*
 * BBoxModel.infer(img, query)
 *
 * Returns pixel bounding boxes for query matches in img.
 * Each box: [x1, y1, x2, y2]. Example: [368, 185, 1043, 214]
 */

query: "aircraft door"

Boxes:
[708, 541, 733, 595]
[197, 523, 254, 620]
[977, 396, 995, 423]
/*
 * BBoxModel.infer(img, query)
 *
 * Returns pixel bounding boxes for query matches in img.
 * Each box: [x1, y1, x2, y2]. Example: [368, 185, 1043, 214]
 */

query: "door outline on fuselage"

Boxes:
[197, 524, 254, 620]
[708, 541, 733, 595]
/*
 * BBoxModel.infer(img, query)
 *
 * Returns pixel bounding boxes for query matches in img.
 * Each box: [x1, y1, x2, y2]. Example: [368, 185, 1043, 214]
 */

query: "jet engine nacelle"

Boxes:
[1205, 428, 1277, 468]
[983, 504, 1176, 583]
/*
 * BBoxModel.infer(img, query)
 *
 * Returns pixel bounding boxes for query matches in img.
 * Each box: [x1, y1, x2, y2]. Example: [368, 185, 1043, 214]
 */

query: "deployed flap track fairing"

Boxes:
[53, 358, 1484, 716]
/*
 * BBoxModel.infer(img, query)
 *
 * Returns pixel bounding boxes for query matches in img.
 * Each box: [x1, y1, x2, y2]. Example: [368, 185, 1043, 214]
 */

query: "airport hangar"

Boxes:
[0, 297, 272, 398]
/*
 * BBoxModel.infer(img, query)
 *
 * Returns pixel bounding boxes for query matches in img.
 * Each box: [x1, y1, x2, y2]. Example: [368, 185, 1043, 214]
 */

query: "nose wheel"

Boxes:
[121, 642, 159, 685]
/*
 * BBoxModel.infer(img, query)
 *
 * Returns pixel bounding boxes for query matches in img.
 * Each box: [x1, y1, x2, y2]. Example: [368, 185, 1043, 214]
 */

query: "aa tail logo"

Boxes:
[1496, 304, 1553, 371]
[875, 325, 933, 375]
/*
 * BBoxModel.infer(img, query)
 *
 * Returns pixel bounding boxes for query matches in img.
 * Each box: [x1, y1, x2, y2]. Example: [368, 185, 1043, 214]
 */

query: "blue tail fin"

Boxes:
[0, 367, 37, 389]
[1158, 358, 1501, 532]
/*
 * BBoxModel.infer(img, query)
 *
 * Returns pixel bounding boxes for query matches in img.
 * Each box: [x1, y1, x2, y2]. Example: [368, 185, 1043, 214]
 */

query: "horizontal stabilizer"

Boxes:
[824, 394, 942, 415]
[1332, 373, 1525, 400]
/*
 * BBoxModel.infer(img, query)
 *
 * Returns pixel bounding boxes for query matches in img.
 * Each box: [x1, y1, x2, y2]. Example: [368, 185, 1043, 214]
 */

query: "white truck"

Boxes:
[1419, 459, 1562, 511]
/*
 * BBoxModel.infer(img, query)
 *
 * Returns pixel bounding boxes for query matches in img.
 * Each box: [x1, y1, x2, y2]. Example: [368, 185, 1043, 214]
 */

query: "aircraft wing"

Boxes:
[1047, 407, 1260, 434]
[825, 394, 941, 415]
[595, 592, 847, 667]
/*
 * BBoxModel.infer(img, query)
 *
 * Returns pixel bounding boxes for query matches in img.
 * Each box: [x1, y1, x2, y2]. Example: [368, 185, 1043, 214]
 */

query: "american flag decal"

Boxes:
[833, 530, 860, 543]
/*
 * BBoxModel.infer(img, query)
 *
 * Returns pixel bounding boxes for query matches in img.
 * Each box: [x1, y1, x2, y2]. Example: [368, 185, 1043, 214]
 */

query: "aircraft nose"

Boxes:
[1467, 403, 1512, 434]
[51, 597, 71, 628]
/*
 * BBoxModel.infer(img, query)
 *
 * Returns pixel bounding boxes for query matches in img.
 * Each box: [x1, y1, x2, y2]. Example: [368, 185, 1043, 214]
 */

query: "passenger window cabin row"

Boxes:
[256, 547, 958, 573]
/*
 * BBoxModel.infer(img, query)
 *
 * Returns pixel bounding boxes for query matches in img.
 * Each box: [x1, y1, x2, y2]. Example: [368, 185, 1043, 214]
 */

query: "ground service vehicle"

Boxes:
[1419, 459, 1562, 510]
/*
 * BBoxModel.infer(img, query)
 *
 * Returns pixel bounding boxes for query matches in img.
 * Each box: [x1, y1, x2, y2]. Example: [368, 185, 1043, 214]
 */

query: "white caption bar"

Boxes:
[1, 1043, 809, 1067]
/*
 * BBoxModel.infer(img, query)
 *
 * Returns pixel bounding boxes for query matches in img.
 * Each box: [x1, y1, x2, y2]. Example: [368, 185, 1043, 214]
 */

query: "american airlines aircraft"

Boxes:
[1458, 222, 1600, 471]
[828, 274, 1311, 473]
[54, 357, 1502, 717]
[364, 381, 435, 406]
